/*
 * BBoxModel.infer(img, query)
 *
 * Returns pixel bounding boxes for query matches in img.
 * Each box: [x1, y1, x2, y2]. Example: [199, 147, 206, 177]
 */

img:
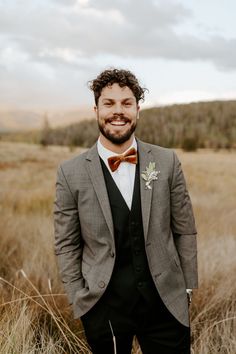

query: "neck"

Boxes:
[99, 134, 135, 154]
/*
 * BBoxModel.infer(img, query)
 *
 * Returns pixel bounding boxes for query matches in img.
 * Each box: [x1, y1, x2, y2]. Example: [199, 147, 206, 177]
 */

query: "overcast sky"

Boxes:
[1, 0, 236, 111]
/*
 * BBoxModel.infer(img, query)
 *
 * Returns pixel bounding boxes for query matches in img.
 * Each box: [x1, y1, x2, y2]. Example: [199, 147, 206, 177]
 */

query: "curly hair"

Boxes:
[88, 68, 147, 106]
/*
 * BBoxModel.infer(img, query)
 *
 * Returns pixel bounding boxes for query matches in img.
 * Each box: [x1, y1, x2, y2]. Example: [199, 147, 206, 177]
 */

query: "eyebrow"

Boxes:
[102, 97, 135, 102]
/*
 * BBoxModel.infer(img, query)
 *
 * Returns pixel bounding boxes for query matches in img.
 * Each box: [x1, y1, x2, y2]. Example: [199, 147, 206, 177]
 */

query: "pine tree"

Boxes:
[40, 113, 51, 147]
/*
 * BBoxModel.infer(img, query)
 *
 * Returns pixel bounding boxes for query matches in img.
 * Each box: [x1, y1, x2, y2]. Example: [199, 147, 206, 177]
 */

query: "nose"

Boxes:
[113, 103, 124, 115]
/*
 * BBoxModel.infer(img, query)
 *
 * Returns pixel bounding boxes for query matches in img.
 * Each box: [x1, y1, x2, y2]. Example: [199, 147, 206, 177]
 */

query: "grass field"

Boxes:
[0, 142, 236, 353]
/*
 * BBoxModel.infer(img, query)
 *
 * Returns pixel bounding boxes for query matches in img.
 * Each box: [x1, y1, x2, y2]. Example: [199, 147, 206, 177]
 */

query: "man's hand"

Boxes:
[186, 289, 193, 306]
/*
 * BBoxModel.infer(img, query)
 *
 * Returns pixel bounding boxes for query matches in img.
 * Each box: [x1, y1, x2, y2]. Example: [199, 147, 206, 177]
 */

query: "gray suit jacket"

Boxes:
[54, 139, 198, 327]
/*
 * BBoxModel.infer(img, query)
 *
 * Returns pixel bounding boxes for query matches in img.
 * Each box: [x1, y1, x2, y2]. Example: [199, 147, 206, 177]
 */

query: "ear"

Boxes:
[137, 105, 140, 119]
[94, 105, 98, 119]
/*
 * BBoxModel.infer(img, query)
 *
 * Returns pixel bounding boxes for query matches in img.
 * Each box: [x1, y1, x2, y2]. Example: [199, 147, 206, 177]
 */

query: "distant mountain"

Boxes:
[0, 107, 93, 132]
[0, 111, 42, 132]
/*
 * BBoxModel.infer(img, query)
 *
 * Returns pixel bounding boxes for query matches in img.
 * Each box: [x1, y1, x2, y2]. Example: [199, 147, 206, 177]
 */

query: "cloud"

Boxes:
[0, 0, 235, 71]
[0, 0, 235, 108]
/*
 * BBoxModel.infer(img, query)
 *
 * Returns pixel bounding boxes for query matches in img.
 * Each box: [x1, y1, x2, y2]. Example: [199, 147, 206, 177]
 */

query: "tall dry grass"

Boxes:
[0, 142, 235, 354]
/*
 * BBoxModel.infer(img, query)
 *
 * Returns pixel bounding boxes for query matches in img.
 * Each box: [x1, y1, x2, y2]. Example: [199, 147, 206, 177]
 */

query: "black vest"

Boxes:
[100, 159, 158, 313]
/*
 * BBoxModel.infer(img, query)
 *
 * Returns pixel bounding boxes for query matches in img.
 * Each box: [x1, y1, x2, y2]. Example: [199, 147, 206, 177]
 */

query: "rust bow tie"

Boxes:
[108, 147, 138, 172]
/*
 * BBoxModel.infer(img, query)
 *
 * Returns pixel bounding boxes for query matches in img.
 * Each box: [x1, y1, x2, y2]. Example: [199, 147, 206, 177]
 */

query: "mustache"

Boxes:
[106, 115, 131, 123]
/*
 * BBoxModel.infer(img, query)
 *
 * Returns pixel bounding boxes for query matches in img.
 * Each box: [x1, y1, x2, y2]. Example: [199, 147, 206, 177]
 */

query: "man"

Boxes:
[54, 68, 198, 354]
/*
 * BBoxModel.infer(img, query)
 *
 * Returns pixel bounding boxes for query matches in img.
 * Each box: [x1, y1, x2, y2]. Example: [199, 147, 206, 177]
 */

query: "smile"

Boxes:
[110, 121, 127, 126]
[106, 118, 130, 126]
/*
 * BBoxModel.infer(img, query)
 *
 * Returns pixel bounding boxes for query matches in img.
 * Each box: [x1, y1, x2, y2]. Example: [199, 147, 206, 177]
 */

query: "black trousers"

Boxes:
[81, 293, 190, 354]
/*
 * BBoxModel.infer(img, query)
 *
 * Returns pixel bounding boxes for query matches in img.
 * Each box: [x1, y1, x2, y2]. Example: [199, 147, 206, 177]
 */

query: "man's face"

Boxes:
[95, 83, 140, 145]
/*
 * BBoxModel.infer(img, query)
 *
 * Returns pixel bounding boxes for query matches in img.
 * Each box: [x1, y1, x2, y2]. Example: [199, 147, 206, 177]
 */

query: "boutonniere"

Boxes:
[141, 162, 160, 190]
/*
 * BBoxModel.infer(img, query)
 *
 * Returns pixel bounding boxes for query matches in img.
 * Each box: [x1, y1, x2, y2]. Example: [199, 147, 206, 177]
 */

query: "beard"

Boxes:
[97, 115, 137, 145]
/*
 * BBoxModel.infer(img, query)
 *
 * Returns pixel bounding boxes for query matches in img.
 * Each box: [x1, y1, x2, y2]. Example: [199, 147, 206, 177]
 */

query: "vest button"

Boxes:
[138, 281, 143, 288]
[98, 281, 106, 288]
[136, 266, 141, 272]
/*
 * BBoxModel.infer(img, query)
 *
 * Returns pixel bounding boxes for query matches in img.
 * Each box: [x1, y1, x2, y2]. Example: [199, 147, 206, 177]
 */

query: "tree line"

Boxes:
[2, 100, 236, 151]
[41, 100, 236, 151]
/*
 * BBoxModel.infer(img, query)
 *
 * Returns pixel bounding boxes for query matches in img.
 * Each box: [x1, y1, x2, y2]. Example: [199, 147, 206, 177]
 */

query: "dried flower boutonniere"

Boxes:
[141, 162, 160, 190]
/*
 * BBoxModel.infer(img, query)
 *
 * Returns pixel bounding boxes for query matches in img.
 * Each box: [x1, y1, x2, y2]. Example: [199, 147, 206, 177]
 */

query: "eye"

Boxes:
[124, 101, 132, 107]
[104, 102, 112, 107]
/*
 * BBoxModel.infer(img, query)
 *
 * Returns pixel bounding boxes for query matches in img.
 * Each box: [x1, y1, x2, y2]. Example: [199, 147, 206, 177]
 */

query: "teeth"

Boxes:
[110, 122, 126, 126]
[110, 120, 126, 126]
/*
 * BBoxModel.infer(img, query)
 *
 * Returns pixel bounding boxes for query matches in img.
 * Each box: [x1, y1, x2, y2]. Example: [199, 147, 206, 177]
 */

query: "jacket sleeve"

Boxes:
[170, 151, 198, 289]
[54, 165, 84, 304]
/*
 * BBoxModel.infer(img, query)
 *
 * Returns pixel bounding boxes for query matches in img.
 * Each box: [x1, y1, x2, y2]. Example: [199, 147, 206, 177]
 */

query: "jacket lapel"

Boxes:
[85, 139, 153, 243]
[85, 143, 114, 241]
[137, 139, 153, 241]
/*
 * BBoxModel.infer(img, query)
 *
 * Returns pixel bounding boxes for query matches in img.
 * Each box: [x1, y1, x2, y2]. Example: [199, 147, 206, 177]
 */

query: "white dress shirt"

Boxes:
[97, 137, 137, 210]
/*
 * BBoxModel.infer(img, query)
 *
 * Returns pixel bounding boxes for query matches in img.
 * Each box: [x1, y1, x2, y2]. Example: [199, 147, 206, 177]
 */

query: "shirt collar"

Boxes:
[97, 136, 137, 168]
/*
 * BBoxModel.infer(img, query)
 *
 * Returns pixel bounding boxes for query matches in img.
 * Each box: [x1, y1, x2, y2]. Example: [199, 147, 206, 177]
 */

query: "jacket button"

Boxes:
[98, 281, 106, 288]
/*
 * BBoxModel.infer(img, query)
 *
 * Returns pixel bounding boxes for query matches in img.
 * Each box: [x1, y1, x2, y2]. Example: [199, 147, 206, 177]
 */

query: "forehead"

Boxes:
[100, 83, 135, 100]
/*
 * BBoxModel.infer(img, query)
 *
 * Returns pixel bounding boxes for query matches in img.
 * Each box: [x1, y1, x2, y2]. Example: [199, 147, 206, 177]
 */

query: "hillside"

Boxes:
[0, 110, 42, 132]
[0, 107, 93, 132]
[1, 100, 236, 150]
